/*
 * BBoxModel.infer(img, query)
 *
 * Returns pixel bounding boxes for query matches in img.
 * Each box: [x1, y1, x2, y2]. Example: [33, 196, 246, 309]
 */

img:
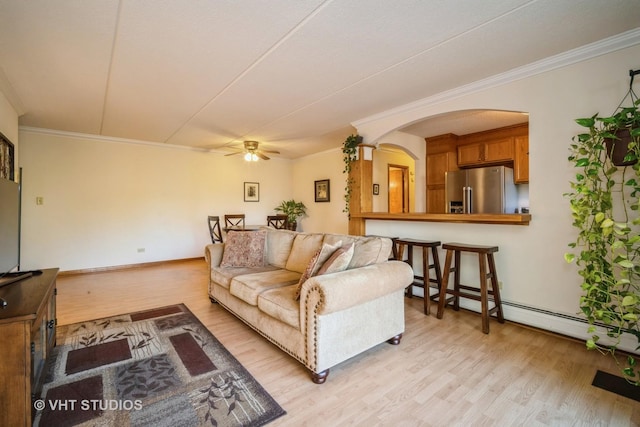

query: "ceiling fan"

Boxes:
[224, 140, 280, 161]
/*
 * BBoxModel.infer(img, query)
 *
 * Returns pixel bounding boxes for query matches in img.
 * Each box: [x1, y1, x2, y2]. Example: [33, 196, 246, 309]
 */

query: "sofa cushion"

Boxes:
[323, 233, 357, 248]
[264, 228, 296, 268]
[293, 241, 342, 300]
[211, 265, 279, 289]
[284, 233, 324, 273]
[258, 285, 300, 329]
[230, 269, 301, 306]
[348, 236, 392, 269]
[317, 242, 354, 276]
[220, 230, 267, 268]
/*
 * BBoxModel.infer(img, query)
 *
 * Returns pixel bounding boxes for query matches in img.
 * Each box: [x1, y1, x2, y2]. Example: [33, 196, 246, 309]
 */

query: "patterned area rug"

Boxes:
[34, 304, 286, 427]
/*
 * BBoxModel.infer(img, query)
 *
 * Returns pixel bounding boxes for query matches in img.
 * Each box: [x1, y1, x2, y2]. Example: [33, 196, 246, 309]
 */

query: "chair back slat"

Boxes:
[267, 215, 287, 229]
[224, 214, 245, 228]
[208, 216, 223, 243]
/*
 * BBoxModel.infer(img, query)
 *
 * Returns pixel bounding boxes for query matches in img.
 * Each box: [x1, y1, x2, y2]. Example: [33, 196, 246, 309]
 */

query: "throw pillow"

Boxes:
[294, 241, 341, 300]
[220, 230, 266, 268]
[316, 242, 354, 276]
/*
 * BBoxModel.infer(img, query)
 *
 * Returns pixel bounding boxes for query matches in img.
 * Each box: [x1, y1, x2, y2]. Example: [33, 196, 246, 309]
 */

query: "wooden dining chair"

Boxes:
[208, 216, 223, 243]
[267, 214, 288, 229]
[224, 214, 245, 229]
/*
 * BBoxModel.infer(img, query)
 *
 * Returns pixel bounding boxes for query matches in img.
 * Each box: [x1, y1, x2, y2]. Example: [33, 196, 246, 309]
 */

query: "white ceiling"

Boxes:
[0, 1, 638, 159]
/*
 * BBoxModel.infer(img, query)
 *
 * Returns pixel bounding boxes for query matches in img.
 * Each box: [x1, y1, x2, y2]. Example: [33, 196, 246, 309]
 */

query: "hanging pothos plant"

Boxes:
[342, 134, 362, 213]
[565, 75, 640, 385]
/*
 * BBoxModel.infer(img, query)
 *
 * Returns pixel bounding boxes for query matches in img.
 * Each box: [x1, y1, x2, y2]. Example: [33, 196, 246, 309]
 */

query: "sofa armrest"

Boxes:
[299, 260, 413, 315]
[204, 243, 225, 268]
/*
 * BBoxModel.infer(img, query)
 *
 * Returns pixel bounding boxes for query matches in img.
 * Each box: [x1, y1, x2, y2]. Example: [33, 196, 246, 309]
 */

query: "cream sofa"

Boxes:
[204, 228, 413, 383]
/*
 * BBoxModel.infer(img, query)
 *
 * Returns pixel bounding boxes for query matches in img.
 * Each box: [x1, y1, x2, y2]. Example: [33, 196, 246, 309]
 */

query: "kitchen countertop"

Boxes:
[350, 212, 531, 225]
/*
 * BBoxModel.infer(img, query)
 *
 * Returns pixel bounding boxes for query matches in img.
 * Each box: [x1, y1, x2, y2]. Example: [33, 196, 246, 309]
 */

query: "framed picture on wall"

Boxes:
[314, 179, 330, 202]
[244, 182, 259, 202]
[0, 133, 14, 180]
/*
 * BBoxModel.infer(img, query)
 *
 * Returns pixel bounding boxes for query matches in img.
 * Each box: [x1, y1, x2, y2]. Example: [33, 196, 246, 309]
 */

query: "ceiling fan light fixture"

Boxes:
[244, 152, 258, 162]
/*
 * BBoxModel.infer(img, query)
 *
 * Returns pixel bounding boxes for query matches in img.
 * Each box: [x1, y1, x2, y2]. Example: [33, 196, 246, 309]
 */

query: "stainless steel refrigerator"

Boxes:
[445, 165, 517, 214]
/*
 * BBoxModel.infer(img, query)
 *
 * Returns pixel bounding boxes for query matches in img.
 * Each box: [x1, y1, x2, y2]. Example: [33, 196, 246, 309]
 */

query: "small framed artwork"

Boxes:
[0, 133, 15, 180]
[373, 183, 380, 195]
[244, 182, 259, 202]
[314, 179, 330, 202]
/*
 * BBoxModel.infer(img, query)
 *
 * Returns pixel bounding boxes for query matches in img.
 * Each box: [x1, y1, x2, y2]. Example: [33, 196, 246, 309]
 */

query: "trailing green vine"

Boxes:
[565, 96, 640, 385]
[342, 134, 362, 213]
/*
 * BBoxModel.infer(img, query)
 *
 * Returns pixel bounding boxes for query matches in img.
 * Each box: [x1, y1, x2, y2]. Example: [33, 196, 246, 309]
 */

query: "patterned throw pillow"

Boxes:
[220, 230, 266, 268]
[294, 241, 341, 300]
[316, 243, 354, 276]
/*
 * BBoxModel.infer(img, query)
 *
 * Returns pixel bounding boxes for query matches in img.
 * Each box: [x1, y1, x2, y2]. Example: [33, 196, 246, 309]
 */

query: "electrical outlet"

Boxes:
[36, 196, 44, 205]
[137, 248, 145, 253]
[499, 281, 503, 289]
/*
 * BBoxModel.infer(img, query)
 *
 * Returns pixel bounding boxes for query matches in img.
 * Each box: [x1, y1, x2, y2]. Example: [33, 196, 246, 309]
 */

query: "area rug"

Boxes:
[34, 304, 286, 427]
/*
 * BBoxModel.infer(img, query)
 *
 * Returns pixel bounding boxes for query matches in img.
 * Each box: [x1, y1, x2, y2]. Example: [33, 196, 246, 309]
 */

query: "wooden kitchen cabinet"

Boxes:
[514, 135, 529, 183]
[0, 268, 58, 427]
[457, 143, 482, 165]
[426, 136, 458, 213]
[426, 186, 446, 214]
[457, 137, 514, 167]
[426, 151, 452, 186]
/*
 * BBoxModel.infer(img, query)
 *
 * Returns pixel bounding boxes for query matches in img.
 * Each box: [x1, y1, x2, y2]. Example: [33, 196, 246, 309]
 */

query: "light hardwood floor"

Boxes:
[55, 259, 640, 426]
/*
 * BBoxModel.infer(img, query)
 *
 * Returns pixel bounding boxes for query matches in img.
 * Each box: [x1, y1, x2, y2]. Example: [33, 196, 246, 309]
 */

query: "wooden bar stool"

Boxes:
[436, 242, 504, 334]
[394, 238, 443, 315]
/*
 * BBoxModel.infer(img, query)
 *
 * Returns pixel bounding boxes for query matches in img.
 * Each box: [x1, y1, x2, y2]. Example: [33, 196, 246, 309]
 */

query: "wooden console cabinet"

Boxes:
[0, 268, 58, 427]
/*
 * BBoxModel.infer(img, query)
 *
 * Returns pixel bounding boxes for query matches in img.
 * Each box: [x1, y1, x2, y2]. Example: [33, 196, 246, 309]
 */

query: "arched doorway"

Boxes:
[388, 164, 409, 213]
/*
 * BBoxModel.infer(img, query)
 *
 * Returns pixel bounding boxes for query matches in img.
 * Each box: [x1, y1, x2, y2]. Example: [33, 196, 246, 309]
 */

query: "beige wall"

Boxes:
[291, 148, 349, 235]
[18, 130, 303, 271]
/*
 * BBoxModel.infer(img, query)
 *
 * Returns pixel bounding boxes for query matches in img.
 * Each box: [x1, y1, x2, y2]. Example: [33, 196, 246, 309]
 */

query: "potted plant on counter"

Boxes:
[565, 73, 640, 385]
[274, 199, 307, 231]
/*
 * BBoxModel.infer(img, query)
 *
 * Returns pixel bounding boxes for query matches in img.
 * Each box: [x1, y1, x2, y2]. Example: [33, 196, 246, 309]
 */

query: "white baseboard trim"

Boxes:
[411, 286, 639, 354]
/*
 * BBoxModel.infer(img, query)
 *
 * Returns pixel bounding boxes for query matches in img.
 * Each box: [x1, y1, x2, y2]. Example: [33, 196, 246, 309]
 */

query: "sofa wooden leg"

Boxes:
[387, 333, 403, 345]
[209, 297, 217, 304]
[311, 369, 329, 384]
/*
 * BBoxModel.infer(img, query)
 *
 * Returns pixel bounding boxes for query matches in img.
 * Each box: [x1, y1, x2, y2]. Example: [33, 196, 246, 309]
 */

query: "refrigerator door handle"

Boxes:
[463, 186, 472, 214]
[462, 186, 466, 213]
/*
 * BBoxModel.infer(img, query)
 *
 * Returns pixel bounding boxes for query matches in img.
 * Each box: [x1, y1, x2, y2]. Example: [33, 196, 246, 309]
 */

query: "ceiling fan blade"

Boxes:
[262, 149, 280, 154]
[256, 152, 270, 160]
[224, 151, 241, 156]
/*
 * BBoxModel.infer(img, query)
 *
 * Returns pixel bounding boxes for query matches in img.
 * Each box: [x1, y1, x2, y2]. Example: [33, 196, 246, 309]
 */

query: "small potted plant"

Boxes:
[601, 100, 640, 166]
[274, 199, 307, 231]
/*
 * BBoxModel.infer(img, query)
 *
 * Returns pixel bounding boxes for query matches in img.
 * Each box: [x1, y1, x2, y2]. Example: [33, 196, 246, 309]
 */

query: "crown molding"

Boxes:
[353, 27, 640, 128]
[19, 126, 214, 153]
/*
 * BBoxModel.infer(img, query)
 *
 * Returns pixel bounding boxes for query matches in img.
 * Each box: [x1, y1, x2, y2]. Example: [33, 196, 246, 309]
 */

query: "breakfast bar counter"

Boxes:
[350, 212, 532, 226]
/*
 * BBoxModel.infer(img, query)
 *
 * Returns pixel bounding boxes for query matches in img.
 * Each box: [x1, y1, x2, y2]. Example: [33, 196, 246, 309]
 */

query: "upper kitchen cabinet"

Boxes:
[456, 123, 528, 169]
[457, 137, 514, 167]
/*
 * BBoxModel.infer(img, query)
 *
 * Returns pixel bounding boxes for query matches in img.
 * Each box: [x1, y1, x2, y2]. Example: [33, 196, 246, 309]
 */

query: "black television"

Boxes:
[0, 177, 30, 288]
